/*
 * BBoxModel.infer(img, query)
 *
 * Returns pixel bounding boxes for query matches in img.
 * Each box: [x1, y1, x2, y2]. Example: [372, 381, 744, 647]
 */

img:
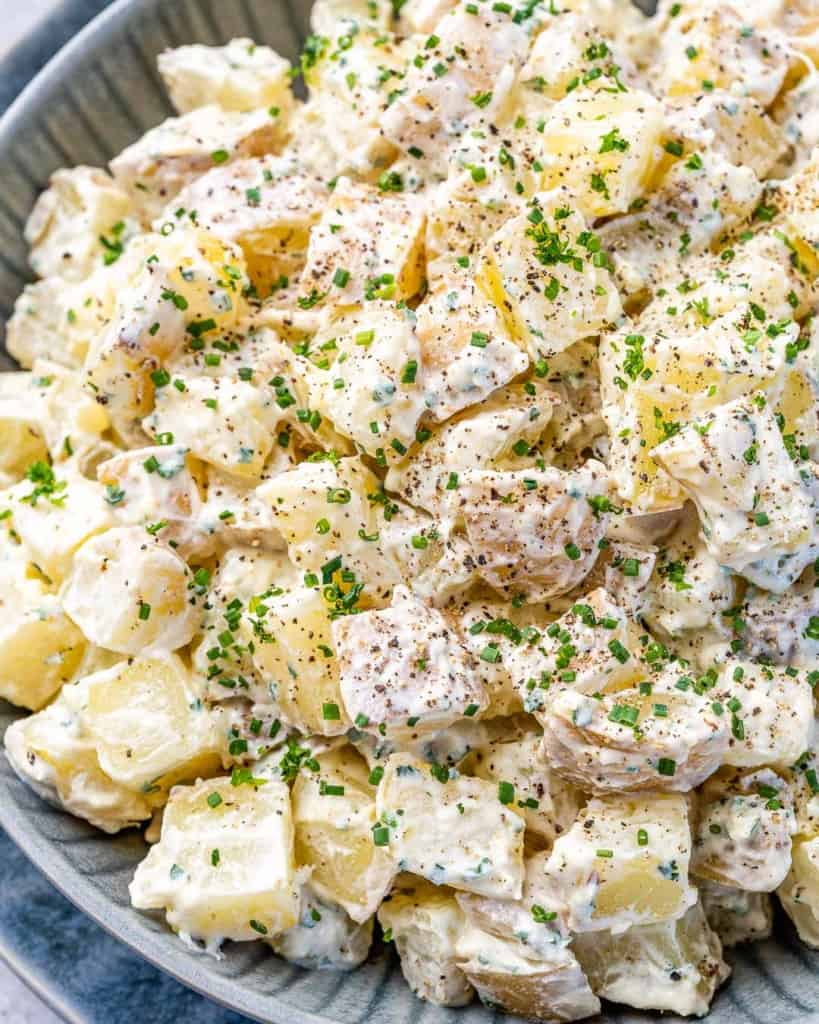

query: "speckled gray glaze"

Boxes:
[2, 2, 819, 1023]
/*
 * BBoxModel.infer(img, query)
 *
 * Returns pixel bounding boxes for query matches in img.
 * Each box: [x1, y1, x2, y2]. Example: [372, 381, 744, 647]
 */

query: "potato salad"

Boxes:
[3, 0, 819, 1019]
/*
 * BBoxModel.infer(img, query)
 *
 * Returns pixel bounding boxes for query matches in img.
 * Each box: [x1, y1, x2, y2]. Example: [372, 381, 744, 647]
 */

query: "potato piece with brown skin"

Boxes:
[541, 667, 728, 795]
[453, 461, 612, 603]
[692, 768, 796, 893]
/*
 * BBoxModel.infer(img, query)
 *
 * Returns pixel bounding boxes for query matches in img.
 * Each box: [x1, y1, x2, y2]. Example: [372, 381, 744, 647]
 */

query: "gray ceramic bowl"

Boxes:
[1, 2, 819, 1023]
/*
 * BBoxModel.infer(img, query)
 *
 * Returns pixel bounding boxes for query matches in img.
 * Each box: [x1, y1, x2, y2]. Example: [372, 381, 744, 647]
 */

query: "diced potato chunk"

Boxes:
[778, 836, 819, 948]
[700, 881, 773, 948]
[24, 166, 134, 282]
[573, 901, 730, 1017]
[110, 106, 283, 223]
[144, 373, 278, 480]
[130, 775, 299, 945]
[711, 660, 815, 770]
[63, 527, 199, 655]
[1, 463, 114, 582]
[333, 586, 486, 740]
[454, 923, 600, 1023]
[379, 5, 530, 176]
[0, 577, 85, 710]
[692, 768, 796, 892]
[454, 461, 612, 602]
[247, 584, 350, 736]
[505, 589, 643, 712]
[477, 192, 622, 359]
[292, 746, 395, 922]
[306, 303, 426, 457]
[544, 792, 696, 933]
[299, 177, 425, 308]
[76, 656, 222, 796]
[376, 753, 525, 898]
[378, 876, 474, 1007]
[158, 38, 293, 115]
[652, 395, 819, 592]
[541, 668, 729, 794]
[539, 87, 665, 219]
[463, 736, 582, 849]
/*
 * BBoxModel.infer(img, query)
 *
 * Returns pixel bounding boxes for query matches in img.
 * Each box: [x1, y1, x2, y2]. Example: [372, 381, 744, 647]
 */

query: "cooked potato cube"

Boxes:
[378, 876, 474, 1007]
[454, 461, 612, 603]
[110, 106, 283, 223]
[4, 686, 153, 833]
[477, 192, 622, 359]
[692, 768, 796, 892]
[2, 463, 114, 582]
[541, 669, 729, 794]
[158, 39, 293, 115]
[711, 660, 814, 771]
[779, 836, 819, 948]
[375, 753, 524, 898]
[271, 884, 373, 970]
[573, 901, 729, 1017]
[298, 178, 425, 307]
[306, 303, 427, 457]
[292, 746, 395, 922]
[0, 577, 86, 710]
[130, 775, 299, 946]
[699, 881, 773, 947]
[379, 5, 529, 176]
[505, 589, 643, 713]
[463, 736, 582, 848]
[544, 792, 696, 933]
[455, 923, 600, 1023]
[24, 166, 134, 283]
[143, 373, 278, 480]
[653, 2, 787, 106]
[333, 586, 486, 740]
[247, 583, 350, 736]
[76, 655, 222, 796]
[652, 395, 818, 592]
[539, 87, 665, 219]
[63, 527, 200, 655]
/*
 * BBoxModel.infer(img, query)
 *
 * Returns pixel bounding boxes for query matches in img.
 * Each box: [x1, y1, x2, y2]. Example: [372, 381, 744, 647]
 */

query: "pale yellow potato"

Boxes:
[378, 876, 474, 1007]
[692, 768, 796, 892]
[544, 792, 697, 933]
[3, 685, 152, 833]
[375, 752, 525, 899]
[779, 835, 819, 948]
[247, 583, 350, 736]
[110, 106, 284, 223]
[0, 577, 86, 710]
[455, 461, 612, 603]
[573, 901, 730, 1017]
[63, 527, 199, 656]
[292, 746, 395, 922]
[76, 655, 222, 797]
[130, 775, 300, 946]
[158, 38, 293, 115]
[539, 87, 665, 218]
[1, 463, 114, 582]
[24, 166, 134, 282]
[699, 881, 773, 948]
[454, 923, 600, 1023]
[477, 191, 622, 360]
[541, 670, 729, 794]
[463, 736, 582, 848]
[334, 585, 486, 739]
[298, 178, 424, 308]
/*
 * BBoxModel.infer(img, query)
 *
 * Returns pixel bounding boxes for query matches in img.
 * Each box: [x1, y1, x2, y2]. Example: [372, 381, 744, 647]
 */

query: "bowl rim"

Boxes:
[0, 3, 350, 1020]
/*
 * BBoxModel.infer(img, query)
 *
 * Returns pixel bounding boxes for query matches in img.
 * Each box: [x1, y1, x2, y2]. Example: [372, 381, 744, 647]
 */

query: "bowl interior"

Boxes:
[1, 1, 819, 1023]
